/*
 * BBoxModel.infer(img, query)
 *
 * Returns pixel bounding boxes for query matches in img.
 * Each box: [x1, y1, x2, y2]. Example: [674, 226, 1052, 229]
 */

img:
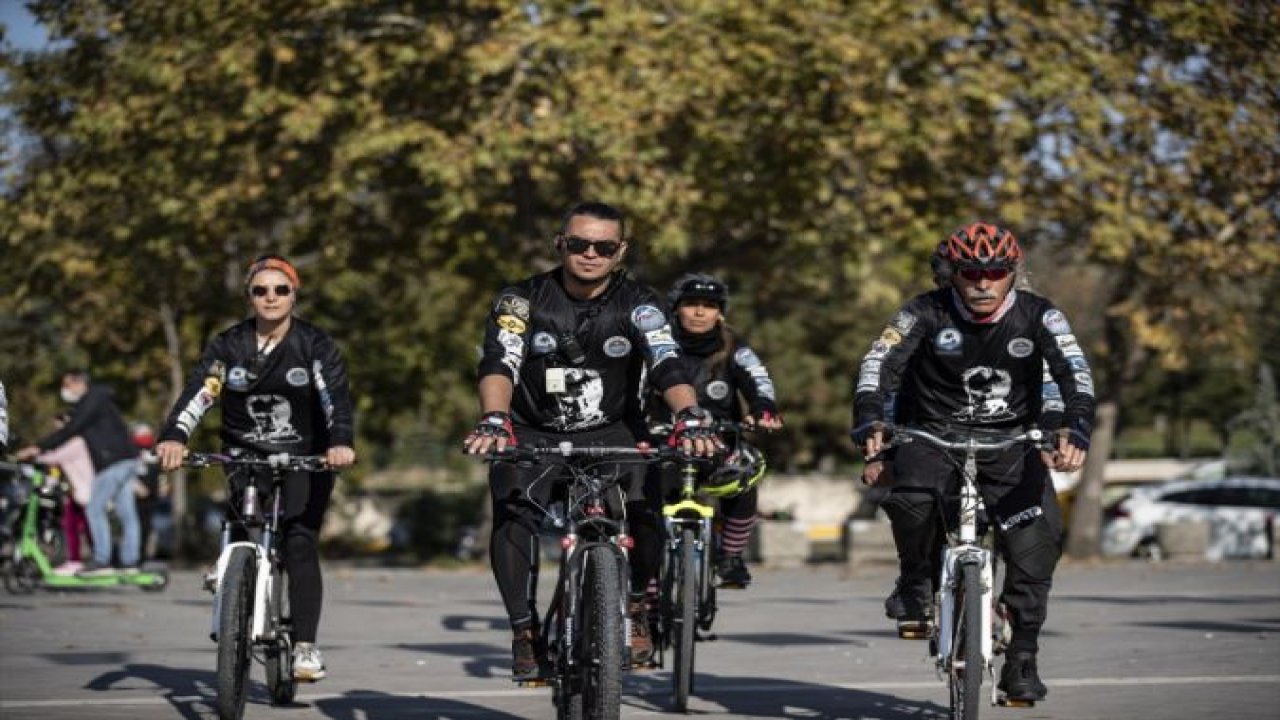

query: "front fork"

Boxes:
[935, 544, 994, 676]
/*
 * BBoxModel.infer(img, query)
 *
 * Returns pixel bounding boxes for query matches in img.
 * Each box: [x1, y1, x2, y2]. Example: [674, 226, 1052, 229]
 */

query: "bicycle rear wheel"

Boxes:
[949, 562, 985, 720]
[581, 545, 623, 720]
[264, 564, 296, 705]
[216, 547, 256, 720]
[672, 525, 697, 712]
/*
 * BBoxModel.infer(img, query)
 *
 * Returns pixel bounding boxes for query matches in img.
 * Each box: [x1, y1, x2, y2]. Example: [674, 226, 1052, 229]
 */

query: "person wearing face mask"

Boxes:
[851, 222, 1095, 704]
[156, 254, 356, 683]
[17, 370, 141, 576]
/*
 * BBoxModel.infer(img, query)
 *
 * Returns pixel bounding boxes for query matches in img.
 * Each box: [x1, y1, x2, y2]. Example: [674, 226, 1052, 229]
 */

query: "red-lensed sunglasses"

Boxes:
[958, 267, 1012, 282]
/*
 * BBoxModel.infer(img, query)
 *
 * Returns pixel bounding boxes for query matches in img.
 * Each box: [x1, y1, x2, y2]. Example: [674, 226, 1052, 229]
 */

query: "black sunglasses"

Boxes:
[250, 284, 293, 297]
[560, 234, 623, 258]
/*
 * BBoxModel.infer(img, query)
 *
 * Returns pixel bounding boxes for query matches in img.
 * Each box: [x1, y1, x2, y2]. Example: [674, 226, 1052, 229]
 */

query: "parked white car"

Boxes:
[1101, 474, 1280, 560]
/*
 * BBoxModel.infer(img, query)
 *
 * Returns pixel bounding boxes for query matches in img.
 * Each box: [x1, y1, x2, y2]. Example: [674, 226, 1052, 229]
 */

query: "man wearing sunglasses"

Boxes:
[851, 222, 1095, 704]
[464, 201, 720, 679]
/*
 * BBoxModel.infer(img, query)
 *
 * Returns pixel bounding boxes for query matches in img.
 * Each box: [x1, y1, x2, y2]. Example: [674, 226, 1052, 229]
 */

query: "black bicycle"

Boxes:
[184, 451, 328, 720]
[486, 442, 680, 720]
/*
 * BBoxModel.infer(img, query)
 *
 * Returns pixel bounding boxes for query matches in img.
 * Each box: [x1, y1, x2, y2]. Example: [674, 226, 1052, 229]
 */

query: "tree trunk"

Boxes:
[1067, 401, 1118, 559]
[159, 300, 188, 559]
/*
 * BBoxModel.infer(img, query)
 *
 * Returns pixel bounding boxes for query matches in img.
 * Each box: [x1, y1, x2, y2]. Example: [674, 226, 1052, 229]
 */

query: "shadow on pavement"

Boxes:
[626, 671, 948, 719]
[394, 641, 509, 679]
[313, 690, 526, 719]
[85, 662, 241, 720]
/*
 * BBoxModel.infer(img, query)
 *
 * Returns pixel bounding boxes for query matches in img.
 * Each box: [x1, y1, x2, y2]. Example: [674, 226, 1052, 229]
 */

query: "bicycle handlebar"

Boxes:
[484, 442, 685, 463]
[183, 452, 329, 472]
[892, 426, 1048, 453]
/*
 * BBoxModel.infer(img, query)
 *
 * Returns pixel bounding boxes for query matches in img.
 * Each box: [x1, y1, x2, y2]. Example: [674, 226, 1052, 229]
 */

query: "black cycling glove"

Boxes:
[468, 411, 517, 446]
[666, 406, 719, 448]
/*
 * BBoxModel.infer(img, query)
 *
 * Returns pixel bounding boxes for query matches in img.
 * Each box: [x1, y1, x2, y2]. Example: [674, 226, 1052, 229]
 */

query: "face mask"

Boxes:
[60, 387, 83, 404]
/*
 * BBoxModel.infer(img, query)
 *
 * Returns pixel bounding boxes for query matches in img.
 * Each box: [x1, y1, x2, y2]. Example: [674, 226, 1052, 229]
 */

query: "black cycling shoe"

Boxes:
[715, 554, 752, 588]
[511, 626, 547, 680]
[888, 582, 933, 638]
[999, 651, 1048, 701]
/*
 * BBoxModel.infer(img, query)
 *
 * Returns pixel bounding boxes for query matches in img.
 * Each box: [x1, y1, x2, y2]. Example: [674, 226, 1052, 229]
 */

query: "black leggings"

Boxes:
[227, 469, 334, 644]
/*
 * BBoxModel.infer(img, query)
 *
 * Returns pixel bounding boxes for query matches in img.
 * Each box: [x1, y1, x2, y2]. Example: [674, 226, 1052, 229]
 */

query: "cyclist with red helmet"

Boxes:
[649, 273, 783, 588]
[852, 222, 1094, 703]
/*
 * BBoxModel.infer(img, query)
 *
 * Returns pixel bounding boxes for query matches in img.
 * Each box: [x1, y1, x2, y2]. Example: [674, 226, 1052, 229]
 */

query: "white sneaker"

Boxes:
[293, 642, 326, 681]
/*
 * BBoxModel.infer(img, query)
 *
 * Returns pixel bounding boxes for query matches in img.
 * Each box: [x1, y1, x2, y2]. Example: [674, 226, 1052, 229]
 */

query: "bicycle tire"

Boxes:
[673, 525, 697, 711]
[216, 547, 256, 720]
[950, 562, 985, 720]
[582, 545, 623, 720]
[265, 564, 296, 705]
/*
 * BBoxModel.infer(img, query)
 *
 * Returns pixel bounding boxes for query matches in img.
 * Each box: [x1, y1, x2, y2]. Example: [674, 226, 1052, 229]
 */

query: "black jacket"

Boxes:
[650, 326, 779, 425]
[854, 288, 1095, 443]
[37, 384, 135, 472]
[160, 317, 355, 454]
[478, 270, 693, 432]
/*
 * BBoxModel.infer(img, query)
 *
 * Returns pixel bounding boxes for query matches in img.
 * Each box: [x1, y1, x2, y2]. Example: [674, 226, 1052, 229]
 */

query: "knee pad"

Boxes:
[1002, 516, 1061, 582]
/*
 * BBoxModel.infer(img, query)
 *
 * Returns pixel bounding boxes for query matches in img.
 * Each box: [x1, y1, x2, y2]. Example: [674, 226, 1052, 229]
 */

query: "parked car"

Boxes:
[1101, 475, 1280, 560]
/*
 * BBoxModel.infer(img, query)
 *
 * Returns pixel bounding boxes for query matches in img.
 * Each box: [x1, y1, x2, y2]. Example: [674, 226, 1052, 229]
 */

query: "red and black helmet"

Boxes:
[945, 222, 1022, 267]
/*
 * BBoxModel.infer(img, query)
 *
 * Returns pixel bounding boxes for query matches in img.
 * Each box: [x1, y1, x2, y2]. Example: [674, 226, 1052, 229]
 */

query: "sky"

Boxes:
[0, 1, 48, 51]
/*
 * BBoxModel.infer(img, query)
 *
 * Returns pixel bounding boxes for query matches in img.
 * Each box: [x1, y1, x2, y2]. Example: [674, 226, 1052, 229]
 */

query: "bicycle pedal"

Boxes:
[896, 620, 932, 639]
[515, 678, 550, 688]
[997, 697, 1036, 708]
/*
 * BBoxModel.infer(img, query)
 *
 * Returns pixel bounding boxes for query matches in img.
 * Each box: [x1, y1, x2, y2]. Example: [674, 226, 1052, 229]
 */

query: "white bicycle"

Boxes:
[185, 451, 328, 720]
[890, 426, 1047, 720]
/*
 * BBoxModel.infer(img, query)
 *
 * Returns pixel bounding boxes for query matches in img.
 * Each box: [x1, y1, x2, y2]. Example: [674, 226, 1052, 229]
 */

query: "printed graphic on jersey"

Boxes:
[285, 367, 309, 386]
[603, 335, 632, 358]
[496, 315, 527, 334]
[880, 328, 903, 346]
[1056, 334, 1084, 358]
[935, 328, 963, 355]
[244, 395, 303, 444]
[1068, 355, 1090, 371]
[498, 329, 525, 375]
[866, 340, 892, 360]
[1042, 309, 1072, 336]
[1007, 337, 1034, 358]
[734, 347, 762, 368]
[955, 366, 1015, 422]
[705, 380, 731, 400]
[313, 360, 335, 426]
[631, 305, 667, 332]
[552, 368, 607, 431]
[890, 310, 918, 334]
[531, 332, 557, 355]
[1074, 371, 1095, 396]
[496, 293, 531, 320]
[644, 326, 679, 366]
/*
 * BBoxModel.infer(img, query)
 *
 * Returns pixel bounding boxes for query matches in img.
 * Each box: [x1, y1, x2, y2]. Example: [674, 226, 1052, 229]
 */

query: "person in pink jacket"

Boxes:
[36, 415, 95, 574]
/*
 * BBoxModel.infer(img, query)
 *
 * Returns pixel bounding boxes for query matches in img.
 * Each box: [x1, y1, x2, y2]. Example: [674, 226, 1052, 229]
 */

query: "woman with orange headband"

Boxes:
[157, 253, 355, 683]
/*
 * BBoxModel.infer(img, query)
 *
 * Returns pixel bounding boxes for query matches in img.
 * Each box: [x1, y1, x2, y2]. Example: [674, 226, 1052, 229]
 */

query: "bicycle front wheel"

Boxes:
[264, 564, 296, 705]
[949, 562, 985, 720]
[216, 547, 256, 720]
[581, 545, 623, 720]
[672, 525, 698, 711]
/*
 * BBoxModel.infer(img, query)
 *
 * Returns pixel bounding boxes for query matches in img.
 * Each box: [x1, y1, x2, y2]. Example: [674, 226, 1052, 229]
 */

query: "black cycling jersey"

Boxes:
[478, 270, 692, 432]
[854, 288, 1095, 442]
[650, 325, 779, 424]
[159, 317, 355, 454]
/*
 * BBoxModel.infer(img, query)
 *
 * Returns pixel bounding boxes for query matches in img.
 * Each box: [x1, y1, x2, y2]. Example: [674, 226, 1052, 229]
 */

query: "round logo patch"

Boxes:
[603, 335, 632, 358]
[286, 368, 310, 386]
[532, 332, 557, 354]
[1042, 309, 1071, 336]
[227, 367, 249, 390]
[1007, 337, 1035, 358]
[705, 380, 730, 400]
[631, 305, 667, 332]
[880, 328, 904, 346]
[935, 328, 962, 353]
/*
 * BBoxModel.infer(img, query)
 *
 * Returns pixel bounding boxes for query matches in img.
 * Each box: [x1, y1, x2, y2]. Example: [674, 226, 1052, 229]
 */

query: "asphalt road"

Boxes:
[1, 559, 1277, 719]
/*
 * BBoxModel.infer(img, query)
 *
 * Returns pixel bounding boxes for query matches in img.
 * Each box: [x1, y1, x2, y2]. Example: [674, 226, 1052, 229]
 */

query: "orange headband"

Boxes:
[246, 256, 301, 289]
